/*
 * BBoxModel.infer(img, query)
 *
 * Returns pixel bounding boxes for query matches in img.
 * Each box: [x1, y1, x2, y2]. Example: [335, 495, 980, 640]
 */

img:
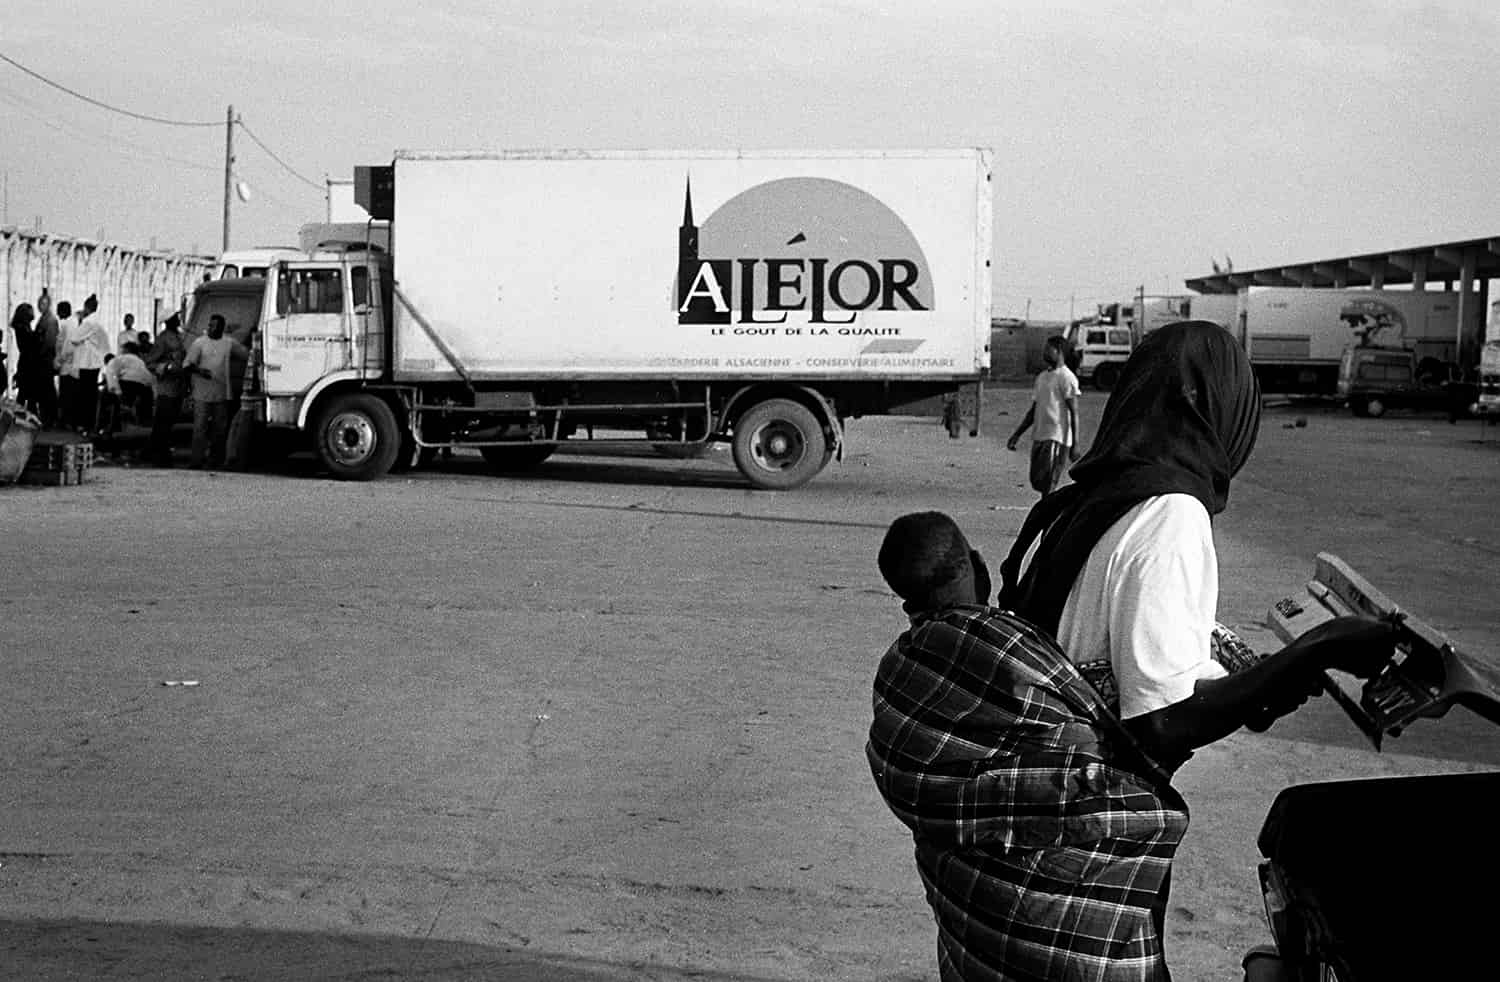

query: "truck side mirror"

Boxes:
[276, 272, 290, 316]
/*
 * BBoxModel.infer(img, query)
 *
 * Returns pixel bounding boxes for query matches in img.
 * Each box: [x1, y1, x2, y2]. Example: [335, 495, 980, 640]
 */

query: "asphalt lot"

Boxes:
[2, 384, 1496, 980]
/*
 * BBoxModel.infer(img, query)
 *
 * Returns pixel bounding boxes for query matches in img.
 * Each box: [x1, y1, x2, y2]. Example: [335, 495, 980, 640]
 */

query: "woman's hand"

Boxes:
[1294, 615, 1398, 677]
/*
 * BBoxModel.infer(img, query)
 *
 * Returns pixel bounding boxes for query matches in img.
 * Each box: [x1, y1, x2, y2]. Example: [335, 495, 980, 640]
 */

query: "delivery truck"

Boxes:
[241, 149, 993, 488]
[1236, 287, 1461, 394]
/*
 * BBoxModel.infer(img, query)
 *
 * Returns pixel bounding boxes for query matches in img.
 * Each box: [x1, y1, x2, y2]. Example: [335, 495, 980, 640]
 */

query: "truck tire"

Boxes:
[314, 393, 402, 480]
[1364, 397, 1387, 418]
[1094, 362, 1120, 390]
[480, 444, 557, 470]
[732, 398, 828, 490]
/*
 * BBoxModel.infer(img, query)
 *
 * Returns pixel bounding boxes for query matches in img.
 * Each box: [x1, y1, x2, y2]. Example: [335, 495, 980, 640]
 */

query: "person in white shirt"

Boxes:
[54, 300, 76, 427]
[102, 342, 155, 424]
[998, 320, 1394, 772]
[66, 295, 112, 435]
[116, 312, 137, 356]
[1007, 335, 1082, 496]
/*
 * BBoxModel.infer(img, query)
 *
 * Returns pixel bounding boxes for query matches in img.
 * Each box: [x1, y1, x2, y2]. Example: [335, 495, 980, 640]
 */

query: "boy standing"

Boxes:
[1007, 335, 1081, 495]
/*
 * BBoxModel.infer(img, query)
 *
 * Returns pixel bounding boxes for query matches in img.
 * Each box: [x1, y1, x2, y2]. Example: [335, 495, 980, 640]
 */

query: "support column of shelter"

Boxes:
[1480, 278, 1491, 357]
[1456, 248, 1479, 375]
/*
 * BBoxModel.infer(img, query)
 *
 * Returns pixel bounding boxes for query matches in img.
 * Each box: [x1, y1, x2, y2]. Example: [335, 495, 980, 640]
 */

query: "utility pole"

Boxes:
[222, 104, 235, 254]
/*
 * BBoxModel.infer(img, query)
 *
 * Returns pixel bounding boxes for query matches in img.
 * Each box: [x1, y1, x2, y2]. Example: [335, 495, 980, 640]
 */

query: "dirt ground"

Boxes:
[3, 385, 1497, 981]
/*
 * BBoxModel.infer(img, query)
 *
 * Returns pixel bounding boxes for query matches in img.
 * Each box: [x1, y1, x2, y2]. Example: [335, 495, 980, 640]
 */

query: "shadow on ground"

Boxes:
[91, 432, 757, 492]
[2, 918, 788, 982]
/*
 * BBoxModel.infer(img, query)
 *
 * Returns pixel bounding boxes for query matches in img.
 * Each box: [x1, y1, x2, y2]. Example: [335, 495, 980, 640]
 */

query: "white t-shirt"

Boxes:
[1023, 493, 1226, 719]
[1032, 365, 1081, 445]
[105, 352, 154, 391]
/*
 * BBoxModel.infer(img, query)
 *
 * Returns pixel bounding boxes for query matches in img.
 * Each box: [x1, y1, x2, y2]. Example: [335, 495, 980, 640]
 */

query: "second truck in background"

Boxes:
[1066, 287, 1467, 400]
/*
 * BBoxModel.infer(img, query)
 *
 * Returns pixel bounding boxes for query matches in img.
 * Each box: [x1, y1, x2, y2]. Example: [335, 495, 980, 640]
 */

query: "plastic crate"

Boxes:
[20, 440, 94, 486]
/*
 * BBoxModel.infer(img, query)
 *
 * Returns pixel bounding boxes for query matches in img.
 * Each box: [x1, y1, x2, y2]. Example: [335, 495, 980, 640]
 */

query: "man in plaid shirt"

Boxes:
[868, 511, 1187, 981]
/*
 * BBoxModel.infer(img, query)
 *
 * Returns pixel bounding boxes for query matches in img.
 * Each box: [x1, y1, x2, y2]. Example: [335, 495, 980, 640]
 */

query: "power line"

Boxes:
[0, 47, 323, 201]
[237, 119, 323, 192]
[0, 88, 220, 175]
[0, 49, 219, 128]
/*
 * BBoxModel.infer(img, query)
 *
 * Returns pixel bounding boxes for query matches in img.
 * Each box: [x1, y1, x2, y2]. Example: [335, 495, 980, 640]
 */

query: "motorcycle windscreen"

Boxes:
[1257, 772, 1500, 979]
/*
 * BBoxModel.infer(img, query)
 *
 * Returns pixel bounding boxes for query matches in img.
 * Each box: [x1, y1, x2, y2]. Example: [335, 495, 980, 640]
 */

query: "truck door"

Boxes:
[349, 262, 388, 375]
[261, 264, 352, 396]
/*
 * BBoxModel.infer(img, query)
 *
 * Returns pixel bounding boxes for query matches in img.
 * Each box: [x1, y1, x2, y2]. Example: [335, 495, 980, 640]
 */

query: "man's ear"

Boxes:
[970, 550, 992, 606]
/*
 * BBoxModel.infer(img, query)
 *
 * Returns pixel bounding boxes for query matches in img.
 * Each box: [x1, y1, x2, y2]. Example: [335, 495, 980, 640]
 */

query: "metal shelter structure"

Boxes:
[1185, 235, 1499, 369]
[2, 228, 214, 395]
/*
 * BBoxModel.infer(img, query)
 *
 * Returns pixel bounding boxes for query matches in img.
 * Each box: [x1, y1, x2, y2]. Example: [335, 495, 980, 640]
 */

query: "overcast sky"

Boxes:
[3, 0, 1496, 319]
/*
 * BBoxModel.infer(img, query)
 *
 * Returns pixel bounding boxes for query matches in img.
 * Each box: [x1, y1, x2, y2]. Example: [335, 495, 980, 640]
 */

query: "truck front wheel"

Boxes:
[314, 393, 401, 480]
[732, 398, 828, 490]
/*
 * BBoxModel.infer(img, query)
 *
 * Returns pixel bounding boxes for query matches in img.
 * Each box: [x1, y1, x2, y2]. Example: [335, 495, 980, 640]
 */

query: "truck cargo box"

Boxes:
[1238, 287, 1461, 366]
[390, 150, 991, 383]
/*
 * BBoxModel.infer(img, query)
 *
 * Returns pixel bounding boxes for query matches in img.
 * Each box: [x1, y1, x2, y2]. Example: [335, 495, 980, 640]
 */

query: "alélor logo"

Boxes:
[676, 176, 933, 325]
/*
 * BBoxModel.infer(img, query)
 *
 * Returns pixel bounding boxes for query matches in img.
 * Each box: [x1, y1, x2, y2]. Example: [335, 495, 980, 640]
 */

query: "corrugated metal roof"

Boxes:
[1187, 235, 1500, 294]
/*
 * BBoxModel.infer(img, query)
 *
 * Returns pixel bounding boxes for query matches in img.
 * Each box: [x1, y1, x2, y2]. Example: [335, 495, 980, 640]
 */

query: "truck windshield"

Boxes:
[279, 269, 345, 315]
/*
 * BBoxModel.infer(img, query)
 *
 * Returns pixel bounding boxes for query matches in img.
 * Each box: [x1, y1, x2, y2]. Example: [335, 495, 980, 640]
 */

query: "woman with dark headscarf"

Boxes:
[999, 320, 1393, 772]
[7, 302, 36, 402]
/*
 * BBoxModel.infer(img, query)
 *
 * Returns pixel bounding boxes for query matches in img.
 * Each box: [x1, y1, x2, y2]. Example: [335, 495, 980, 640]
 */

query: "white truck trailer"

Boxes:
[244, 149, 993, 488]
[1236, 287, 1461, 394]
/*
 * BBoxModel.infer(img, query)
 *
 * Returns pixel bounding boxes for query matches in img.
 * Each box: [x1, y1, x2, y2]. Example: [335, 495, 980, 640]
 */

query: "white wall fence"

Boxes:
[3, 227, 213, 390]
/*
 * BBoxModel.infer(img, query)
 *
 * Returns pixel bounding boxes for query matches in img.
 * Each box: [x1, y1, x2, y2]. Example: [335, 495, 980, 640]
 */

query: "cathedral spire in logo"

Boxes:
[679, 177, 697, 263]
[677, 176, 731, 323]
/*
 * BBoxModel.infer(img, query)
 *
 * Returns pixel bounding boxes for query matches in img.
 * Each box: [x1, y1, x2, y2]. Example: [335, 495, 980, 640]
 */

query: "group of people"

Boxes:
[868, 321, 1396, 980]
[5, 291, 249, 469]
[5, 291, 115, 434]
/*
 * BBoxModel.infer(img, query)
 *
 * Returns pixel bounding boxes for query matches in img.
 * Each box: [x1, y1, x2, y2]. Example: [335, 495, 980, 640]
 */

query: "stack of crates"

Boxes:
[21, 441, 94, 486]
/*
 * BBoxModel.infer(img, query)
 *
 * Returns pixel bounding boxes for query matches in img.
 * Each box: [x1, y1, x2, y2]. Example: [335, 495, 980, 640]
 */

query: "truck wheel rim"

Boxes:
[328, 412, 376, 465]
[750, 420, 805, 471]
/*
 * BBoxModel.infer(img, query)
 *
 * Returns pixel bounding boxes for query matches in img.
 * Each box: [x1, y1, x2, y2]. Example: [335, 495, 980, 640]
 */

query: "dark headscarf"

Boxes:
[998, 320, 1261, 635]
[9, 302, 34, 331]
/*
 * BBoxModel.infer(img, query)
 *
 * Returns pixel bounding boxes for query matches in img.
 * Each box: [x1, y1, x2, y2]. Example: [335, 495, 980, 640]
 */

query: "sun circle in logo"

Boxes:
[677, 176, 932, 322]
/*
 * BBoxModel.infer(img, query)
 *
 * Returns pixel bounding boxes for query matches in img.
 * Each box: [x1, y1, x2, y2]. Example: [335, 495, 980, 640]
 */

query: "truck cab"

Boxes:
[1475, 341, 1500, 420]
[257, 246, 390, 425]
[1474, 301, 1500, 421]
[1064, 315, 1134, 390]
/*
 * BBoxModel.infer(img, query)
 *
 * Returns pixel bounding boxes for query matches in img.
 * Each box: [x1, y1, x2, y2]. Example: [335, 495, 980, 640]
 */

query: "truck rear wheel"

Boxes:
[315, 393, 401, 480]
[1094, 362, 1120, 390]
[480, 444, 557, 470]
[732, 398, 828, 490]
